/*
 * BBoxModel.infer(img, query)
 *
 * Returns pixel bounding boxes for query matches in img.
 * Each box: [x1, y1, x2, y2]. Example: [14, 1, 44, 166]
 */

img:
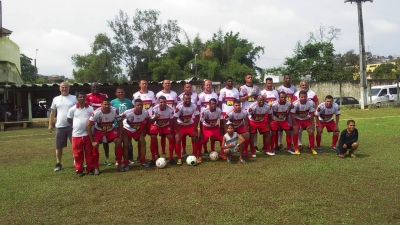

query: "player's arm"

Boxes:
[48, 109, 56, 132]
[116, 115, 123, 142]
[193, 114, 200, 136]
[335, 114, 340, 131]
[86, 121, 98, 148]
[67, 118, 73, 125]
[239, 95, 248, 102]
[220, 136, 230, 149]
[173, 117, 180, 140]
[237, 133, 245, 146]
[141, 117, 149, 136]
[244, 116, 250, 131]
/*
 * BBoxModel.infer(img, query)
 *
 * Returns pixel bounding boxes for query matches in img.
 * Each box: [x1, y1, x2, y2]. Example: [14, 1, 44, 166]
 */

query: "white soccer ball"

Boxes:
[156, 158, 167, 169]
[209, 151, 219, 161]
[186, 155, 197, 166]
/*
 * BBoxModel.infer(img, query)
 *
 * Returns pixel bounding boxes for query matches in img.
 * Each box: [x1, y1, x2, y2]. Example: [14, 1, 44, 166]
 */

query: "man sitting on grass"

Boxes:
[337, 120, 358, 158]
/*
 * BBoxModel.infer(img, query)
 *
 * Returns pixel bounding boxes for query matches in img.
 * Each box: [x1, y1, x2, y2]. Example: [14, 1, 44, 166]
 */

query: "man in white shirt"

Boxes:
[49, 82, 77, 172]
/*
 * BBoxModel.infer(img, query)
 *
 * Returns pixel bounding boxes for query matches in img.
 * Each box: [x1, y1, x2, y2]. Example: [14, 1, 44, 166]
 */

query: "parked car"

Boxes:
[366, 84, 399, 104]
[333, 97, 359, 105]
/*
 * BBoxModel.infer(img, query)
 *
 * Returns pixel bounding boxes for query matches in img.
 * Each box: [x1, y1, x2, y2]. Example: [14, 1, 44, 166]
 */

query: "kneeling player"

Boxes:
[121, 99, 150, 169]
[221, 124, 245, 163]
[87, 98, 123, 175]
[337, 120, 358, 158]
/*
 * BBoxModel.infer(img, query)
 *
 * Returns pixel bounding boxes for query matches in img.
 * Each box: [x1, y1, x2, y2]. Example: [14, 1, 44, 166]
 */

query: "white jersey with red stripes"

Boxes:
[174, 102, 199, 126]
[197, 92, 219, 113]
[200, 107, 223, 127]
[218, 87, 240, 114]
[315, 102, 341, 123]
[149, 104, 174, 128]
[226, 109, 248, 128]
[277, 85, 297, 103]
[290, 100, 315, 120]
[132, 90, 156, 111]
[177, 92, 198, 105]
[121, 108, 149, 132]
[239, 84, 260, 110]
[260, 89, 279, 106]
[89, 107, 119, 132]
[293, 89, 319, 105]
[247, 102, 272, 122]
[271, 101, 292, 122]
[86, 93, 108, 110]
[156, 90, 178, 110]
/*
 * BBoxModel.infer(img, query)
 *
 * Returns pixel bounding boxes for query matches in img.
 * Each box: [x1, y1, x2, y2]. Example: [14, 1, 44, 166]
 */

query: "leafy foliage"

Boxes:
[372, 63, 397, 79]
[20, 53, 37, 84]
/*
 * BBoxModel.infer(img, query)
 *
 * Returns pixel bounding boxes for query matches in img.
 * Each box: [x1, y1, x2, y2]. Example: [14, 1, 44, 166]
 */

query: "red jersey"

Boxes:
[86, 93, 108, 110]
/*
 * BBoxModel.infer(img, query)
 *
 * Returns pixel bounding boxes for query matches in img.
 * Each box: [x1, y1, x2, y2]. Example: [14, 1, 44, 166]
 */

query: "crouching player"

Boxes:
[87, 98, 123, 175]
[121, 99, 150, 169]
[291, 90, 316, 155]
[198, 98, 224, 163]
[221, 124, 245, 163]
[149, 96, 175, 165]
[247, 95, 272, 157]
[337, 120, 358, 158]
[174, 93, 200, 165]
[67, 91, 94, 176]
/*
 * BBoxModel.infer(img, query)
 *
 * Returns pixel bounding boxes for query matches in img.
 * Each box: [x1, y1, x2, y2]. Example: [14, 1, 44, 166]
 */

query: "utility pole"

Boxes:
[0, 1, 3, 37]
[34, 49, 38, 84]
[345, 0, 372, 109]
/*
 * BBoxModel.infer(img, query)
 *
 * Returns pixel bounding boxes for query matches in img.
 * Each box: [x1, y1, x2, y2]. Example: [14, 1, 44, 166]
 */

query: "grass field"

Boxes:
[0, 108, 400, 224]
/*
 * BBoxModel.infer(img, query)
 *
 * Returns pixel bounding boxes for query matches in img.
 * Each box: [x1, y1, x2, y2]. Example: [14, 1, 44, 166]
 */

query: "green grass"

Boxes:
[1, 108, 400, 224]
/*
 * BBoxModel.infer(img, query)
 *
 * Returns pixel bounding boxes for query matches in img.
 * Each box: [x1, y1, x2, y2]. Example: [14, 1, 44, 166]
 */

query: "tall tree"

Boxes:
[20, 53, 37, 84]
[373, 63, 396, 79]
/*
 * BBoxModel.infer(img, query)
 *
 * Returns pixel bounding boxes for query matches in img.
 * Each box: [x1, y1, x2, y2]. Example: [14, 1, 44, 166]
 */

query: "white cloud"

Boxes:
[370, 19, 399, 33]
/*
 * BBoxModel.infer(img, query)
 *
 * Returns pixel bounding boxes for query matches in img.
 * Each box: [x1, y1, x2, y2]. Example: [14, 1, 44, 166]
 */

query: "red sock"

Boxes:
[250, 143, 255, 155]
[116, 146, 123, 166]
[263, 135, 271, 151]
[203, 142, 208, 153]
[244, 140, 249, 154]
[182, 137, 187, 153]
[92, 148, 99, 168]
[271, 132, 277, 151]
[161, 136, 166, 155]
[286, 134, 292, 150]
[137, 142, 141, 158]
[293, 133, 299, 150]
[211, 141, 215, 152]
[140, 157, 146, 163]
[168, 136, 175, 160]
[309, 135, 315, 149]
[332, 134, 339, 148]
[175, 141, 181, 159]
[316, 134, 322, 148]
[193, 141, 200, 157]
[123, 159, 128, 165]
[150, 136, 158, 161]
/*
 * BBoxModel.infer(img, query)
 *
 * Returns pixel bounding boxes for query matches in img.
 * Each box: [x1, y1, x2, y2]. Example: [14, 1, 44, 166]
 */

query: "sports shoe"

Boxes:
[261, 147, 266, 153]
[317, 148, 323, 153]
[87, 171, 94, 175]
[251, 154, 257, 158]
[155, 154, 160, 159]
[331, 147, 338, 153]
[77, 172, 84, 177]
[298, 145, 303, 150]
[243, 153, 252, 158]
[311, 149, 318, 155]
[94, 168, 100, 175]
[124, 164, 130, 171]
[349, 150, 356, 158]
[278, 144, 283, 151]
[203, 151, 209, 156]
[220, 155, 227, 160]
[140, 162, 150, 168]
[197, 157, 203, 163]
[115, 162, 118, 166]
[177, 159, 182, 165]
[182, 152, 187, 158]
[83, 164, 87, 168]
[169, 159, 176, 165]
[239, 158, 246, 164]
[117, 166, 125, 172]
[286, 150, 296, 155]
[226, 158, 231, 163]
[294, 149, 301, 155]
[338, 154, 345, 158]
[149, 160, 156, 167]
[54, 163, 62, 172]
[104, 160, 112, 166]
[129, 160, 135, 165]
[266, 151, 275, 156]
[255, 147, 260, 153]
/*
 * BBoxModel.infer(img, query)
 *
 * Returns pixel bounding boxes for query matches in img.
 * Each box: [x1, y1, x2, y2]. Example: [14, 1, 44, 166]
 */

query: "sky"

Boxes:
[2, 0, 399, 78]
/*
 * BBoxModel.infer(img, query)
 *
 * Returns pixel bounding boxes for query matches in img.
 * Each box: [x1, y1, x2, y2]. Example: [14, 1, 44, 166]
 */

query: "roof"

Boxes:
[1, 28, 12, 37]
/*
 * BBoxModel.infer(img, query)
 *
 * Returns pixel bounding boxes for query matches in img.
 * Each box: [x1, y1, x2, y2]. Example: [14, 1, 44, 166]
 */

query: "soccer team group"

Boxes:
[49, 74, 359, 176]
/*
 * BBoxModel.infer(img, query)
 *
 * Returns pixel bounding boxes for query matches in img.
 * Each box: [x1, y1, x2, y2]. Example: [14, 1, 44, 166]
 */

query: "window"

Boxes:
[389, 87, 398, 94]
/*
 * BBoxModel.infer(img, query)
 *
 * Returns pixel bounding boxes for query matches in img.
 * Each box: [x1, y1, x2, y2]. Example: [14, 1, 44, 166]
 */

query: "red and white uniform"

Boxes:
[177, 92, 198, 105]
[315, 103, 340, 123]
[156, 90, 178, 110]
[247, 102, 272, 134]
[218, 87, 240, 116]
[270, 101, 292, 130]
[149, 105, 174, 135]
[89, 107, 120, 142]
[200, 107, 223, 142]
[226, 109, 248, 133]
[277, 85, 297, 103]
[260, 89, 279, 106]
[86, 93, 108, 110]
[132, 90, 156, 111]
[121, 108, 149, 140]
[293, 89, 319, 105]
[197, 92, 219, 113]
[239, 84, 260, 110]
[174, 102, 199, 137]
[291, 100, 315, 128]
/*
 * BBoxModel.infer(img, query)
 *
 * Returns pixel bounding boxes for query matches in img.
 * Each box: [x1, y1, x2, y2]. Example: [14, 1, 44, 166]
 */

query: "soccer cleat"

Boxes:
[140, 162, 150, 168]
[239, 158, 246, 164]
[155, 154, 160, 159]
[87, 171, 94, 175]
[136, 156, 141, 162]
[115, 162, 118, 166]
[317, 148, 323, 153]
[117, 166, 126, 172]
[243, 153, 252, 158]
[177, 159, 182, 165]
[77, 172, 84, 177]
[94, 168, 100, 175]
[182, 152, 187, 158]
[261, 147, 266, 153]
[104, 160, 112, 166]
[338, 154, 345, 158]
[251, 154, 257, 158]
[54, 163, 62, 172]
[226, 158, 231, 163]
[278, 144, 283, 151]
[298, 145, 303, 150]
[203, 151, 209, 157]
[331, 147, 338, 153]
[129, 160, 135, 165]
[255, 147, 260, 153]
[220, 155, 227, 160]
[286, 150, 296, 155]
[169, 159, 176, 165]
[294, 149, 301, 155]
[266, 151, 275, 156]
[197, 157, 203, 163]
[350, 153, 356, 158]
[124, 164, 130, 171]
[149, 160, 156, 167]
[311, 149, 318, 155]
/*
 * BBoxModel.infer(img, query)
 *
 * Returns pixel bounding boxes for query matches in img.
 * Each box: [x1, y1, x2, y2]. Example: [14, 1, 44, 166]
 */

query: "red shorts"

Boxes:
[200, 126, 222, 143]
[149, 124, 171, 136]
[94, 128, 119, 143]
[249, 120, 269, 134]
[125, 123, 146, 141]
[295, 119, 311, 129]
[270, 120, 290, 131]
[178, 123, 196, 138]
[316, 120, 337, 132]
[235, 124, 247, 134]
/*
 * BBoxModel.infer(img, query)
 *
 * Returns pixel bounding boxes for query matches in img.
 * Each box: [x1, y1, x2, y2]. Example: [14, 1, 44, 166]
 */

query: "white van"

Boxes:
[367, 84, 399, 104]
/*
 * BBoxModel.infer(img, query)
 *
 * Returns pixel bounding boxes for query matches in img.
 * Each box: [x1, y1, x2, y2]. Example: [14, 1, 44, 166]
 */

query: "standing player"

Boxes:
[290, 90, 316, 155]
[247, 96, 272, 157]
[239, 74, 259, 155]
[121, 99, 150, 169]
[198, 98, 224, 163]
[225, 100, 251, 158]
[85, 82, 111, 166]
[177, 83, 198, 157]
[197, 80, 219, 156]
[276, 74, 297, 150]
[49, 82, 77, 172]
[270, 92, 295, 155]
[292, 80, 319, 150]
[87, 98, 123, 174]
[67, 92, 94, 176]
[148, 96, 175, 165]
[156, 80, 178, 158]
[315, 95, 341, 153]
[174, 93, 200, 165]
[132, 79, 156, 161]
[111, 87, 134, 164]
[260, 77, 279, 106]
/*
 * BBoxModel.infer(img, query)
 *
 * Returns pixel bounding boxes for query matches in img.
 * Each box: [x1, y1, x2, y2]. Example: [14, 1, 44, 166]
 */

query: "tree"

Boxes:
[20, 54, 37, 84]
[372, 63, 396, 79]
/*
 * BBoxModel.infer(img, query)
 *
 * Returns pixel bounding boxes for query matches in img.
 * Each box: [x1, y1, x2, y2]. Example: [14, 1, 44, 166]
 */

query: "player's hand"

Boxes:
[198, 133, 203, 142]
[335, 126, 339, 132]
[114, 138, 121, 144]
[175, 133, 180, 141]
[234, 145, 240, 151]
[92, 142, 99, 148]
[48, 125, 53, 133]
[154, 113, 160, 119]
[293, 125, 298, 133]
[316, 126, 322, 133]
[343, 144, 347, 149]
[194, 129, 198, 137]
